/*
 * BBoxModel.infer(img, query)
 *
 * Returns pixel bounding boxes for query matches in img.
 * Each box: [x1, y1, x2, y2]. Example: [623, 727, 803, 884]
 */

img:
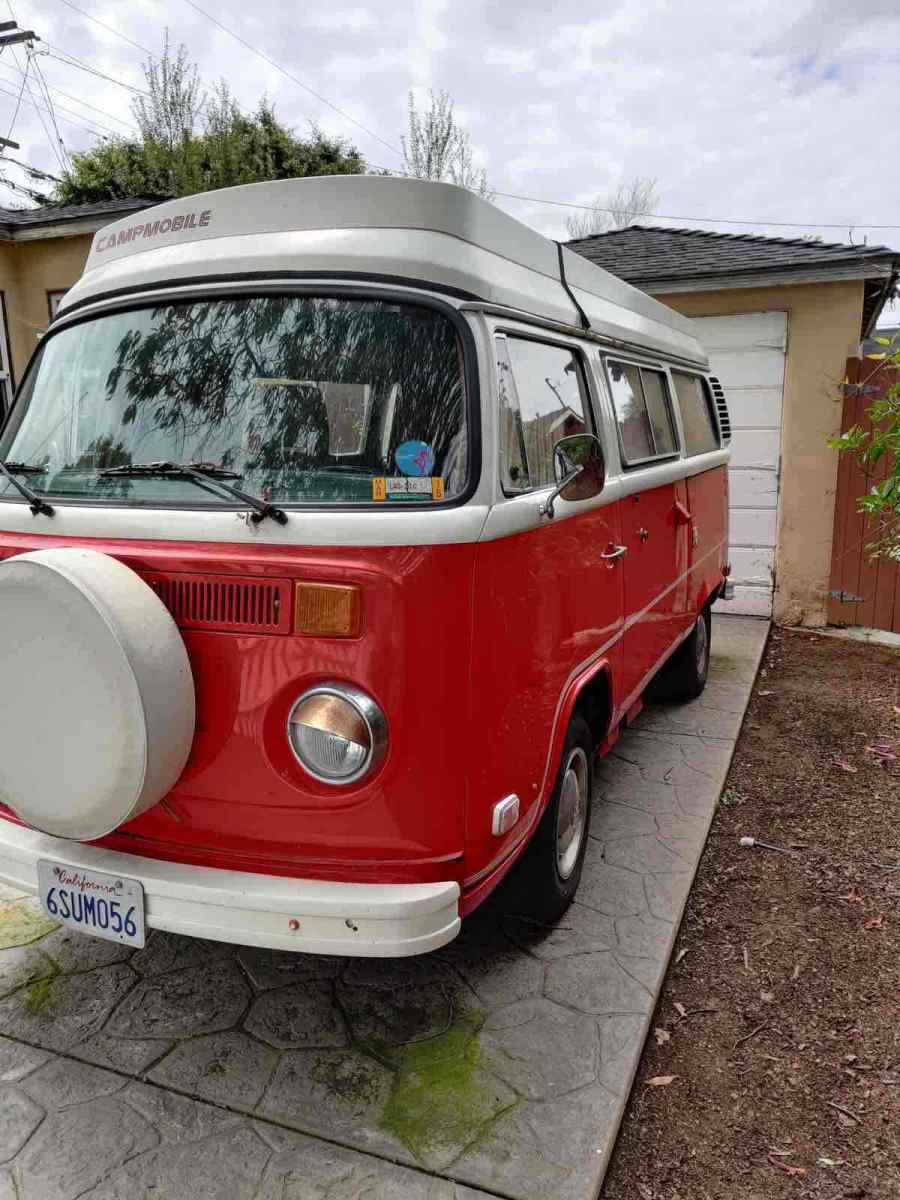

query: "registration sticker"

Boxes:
[372, 477, 445, 501]
[37, 860, 146, 948]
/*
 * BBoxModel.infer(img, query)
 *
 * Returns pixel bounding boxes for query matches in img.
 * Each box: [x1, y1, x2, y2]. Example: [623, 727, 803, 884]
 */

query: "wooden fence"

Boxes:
[827, 356, 900, 632]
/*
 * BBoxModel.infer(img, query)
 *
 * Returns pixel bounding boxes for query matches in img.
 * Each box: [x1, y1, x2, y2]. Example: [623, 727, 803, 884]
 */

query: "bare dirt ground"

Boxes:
[601, 627, 900, 1200]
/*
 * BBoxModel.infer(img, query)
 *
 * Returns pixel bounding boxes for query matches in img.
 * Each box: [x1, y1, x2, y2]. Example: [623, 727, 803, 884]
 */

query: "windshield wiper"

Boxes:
[0, 461, 54, 516]
[98, 461, 288, 526]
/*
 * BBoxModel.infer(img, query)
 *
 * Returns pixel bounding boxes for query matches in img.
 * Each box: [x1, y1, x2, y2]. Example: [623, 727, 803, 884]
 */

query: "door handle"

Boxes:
[601, 544, 628, 561]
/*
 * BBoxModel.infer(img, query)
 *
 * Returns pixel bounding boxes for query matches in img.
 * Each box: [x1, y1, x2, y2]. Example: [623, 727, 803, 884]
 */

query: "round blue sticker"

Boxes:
[395, 440, 434, 477]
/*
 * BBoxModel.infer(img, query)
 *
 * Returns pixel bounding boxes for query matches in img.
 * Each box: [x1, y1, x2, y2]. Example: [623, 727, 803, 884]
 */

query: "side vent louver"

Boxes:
[709, 375, 732, 444]
[144, 572, 292, 634]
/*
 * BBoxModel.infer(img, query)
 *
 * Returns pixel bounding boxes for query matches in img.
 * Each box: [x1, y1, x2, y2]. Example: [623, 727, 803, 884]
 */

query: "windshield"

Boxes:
[0, 295, 469, 507]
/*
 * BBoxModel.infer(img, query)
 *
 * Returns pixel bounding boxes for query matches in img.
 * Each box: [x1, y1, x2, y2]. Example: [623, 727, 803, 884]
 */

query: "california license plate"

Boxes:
[37, 860, 146, 948]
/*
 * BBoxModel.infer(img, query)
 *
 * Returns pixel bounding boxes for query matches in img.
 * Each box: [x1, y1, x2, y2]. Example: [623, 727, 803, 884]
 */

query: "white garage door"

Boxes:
[692, 312, 787, 618]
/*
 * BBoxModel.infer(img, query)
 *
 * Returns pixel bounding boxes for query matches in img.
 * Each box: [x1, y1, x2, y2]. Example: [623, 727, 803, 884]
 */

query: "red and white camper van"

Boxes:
[0, 177, 730, 957]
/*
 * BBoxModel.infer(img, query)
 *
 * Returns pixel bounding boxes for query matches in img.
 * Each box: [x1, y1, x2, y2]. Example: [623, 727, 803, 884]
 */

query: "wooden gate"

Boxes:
[828, 356, 900, 632]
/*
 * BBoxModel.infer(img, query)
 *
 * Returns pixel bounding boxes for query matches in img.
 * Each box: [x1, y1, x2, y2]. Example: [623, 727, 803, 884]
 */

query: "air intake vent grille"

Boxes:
[145, 572, 291, 634]
[709, 375, 732, 444]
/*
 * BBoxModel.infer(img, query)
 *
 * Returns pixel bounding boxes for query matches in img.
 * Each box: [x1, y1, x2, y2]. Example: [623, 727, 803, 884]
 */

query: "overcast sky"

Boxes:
[3, 0, 900, 312]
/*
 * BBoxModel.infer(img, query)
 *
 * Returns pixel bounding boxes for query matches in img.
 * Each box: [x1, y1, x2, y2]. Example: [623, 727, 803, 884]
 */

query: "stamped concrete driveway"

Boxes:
[0, 615, 767, 1200]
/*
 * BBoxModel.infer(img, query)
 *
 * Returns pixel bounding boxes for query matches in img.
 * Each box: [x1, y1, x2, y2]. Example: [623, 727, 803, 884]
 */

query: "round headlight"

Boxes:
[287, 683, 387, 785]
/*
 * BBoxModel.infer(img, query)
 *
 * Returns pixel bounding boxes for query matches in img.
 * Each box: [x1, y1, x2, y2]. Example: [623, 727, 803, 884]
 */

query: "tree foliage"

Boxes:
[401, 89, 492, 198]
[829, 338, 900, 561]
[54, 37, 364, 205]
[565, 176, 659, 239]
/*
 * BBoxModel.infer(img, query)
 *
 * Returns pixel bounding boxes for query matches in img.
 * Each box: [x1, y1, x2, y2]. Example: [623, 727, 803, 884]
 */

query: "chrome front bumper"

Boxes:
[0, 820, 461, 957]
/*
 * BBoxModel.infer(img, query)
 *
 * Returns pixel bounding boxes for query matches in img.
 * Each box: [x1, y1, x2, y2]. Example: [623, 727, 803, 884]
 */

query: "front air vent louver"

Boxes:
[145, 572, 291, 635]
[709, 375, 732, 444]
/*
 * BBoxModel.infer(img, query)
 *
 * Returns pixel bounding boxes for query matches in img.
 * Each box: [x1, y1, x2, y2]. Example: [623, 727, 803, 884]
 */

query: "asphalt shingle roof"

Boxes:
[0, 197, 157, 236]
[567, 223, 899, 288]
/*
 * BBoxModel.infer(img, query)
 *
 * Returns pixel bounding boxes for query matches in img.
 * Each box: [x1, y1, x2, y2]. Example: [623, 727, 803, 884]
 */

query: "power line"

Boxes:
[44, 46, 148, 96]
[2, 44, 25, 143]
[366, 161, 900, 233]
[28, 47, 70, 169]
[4, 12, 67, 174]
[0, 57, 138, 132]
[0, 78, 115, 138]
[54, 0, 152, 56]
[181, 0, 402, 158]
[488, 187, 900, 232]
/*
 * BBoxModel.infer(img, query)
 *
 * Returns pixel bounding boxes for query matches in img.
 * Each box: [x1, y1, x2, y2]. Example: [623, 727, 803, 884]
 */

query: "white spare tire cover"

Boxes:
[0, 548, 195, 840]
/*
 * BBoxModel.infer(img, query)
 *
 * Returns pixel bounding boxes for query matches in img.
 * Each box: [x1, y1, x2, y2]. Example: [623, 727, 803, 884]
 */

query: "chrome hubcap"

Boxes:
[695, 614, 708, 675]
[556, 746, 588, 880]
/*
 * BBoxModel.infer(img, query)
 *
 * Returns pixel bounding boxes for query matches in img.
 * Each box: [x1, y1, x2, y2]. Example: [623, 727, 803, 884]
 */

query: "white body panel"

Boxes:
[697, 311, 787, 618]
[0, 819, 461, 956]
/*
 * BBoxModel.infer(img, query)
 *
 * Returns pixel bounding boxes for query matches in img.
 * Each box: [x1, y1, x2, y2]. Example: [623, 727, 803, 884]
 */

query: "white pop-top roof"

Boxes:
[66, 176, 707, 367]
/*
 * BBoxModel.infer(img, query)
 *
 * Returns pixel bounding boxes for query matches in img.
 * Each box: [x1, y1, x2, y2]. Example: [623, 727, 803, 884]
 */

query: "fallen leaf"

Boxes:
[653, 1027, 671, 1046]
[767, 1152, 807, 1177]
[817, 1156, 848, 1168]
[673, 1001, 687, 1018]
[760, 990, 776, 1003]
[834, 760, 858, 773]
[791, 964, 802, 980]
[647, 1074, 677, 1087]
[758, 689, 774, 696]
[840, 888, 865, 905]
[864, 914, 886, 930]
[675, 948, 689, 964]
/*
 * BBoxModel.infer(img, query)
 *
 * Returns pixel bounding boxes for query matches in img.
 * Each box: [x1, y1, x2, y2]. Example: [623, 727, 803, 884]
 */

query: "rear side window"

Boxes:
[497, 336, 590, 492]
[605, 360, 678, 466]
[672, 371, 720, 455]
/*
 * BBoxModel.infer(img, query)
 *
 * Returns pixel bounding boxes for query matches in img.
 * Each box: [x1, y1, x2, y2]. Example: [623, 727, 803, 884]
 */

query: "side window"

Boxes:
[497, 335, 590, 492]
[672, 371, 720, 455]
[605, 359, 678, 466]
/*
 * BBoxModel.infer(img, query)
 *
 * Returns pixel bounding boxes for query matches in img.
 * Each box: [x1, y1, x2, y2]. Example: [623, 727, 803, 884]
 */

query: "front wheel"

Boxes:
[501, 714, 594, 923]
[653, 608, 711, 702]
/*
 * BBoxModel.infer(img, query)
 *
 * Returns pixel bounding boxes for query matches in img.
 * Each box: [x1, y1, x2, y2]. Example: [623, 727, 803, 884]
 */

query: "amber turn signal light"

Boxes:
[294, 582, 361, 637]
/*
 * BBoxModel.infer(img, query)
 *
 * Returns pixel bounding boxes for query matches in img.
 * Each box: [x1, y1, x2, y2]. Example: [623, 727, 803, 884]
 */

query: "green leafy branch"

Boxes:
[829, 337, 900, 561]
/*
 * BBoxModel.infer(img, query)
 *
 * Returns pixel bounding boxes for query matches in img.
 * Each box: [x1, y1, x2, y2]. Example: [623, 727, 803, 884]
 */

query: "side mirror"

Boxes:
[540, 433, 606, 519]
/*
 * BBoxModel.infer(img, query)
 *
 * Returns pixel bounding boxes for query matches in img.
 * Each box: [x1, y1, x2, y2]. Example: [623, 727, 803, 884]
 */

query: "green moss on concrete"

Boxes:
[23, 976, 56, 1016]
[311, 1052, 388, 1111]
[0, 901, 57, 950]
[376, 1007, 515, 1166]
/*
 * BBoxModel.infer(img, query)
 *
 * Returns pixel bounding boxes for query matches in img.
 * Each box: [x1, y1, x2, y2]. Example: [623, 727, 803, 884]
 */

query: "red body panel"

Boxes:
[0, 463, 727, 910]
[465, 502, 624, 895]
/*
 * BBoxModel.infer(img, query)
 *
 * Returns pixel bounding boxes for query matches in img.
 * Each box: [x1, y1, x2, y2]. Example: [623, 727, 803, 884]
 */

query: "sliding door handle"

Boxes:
[601, 544, 628, 561]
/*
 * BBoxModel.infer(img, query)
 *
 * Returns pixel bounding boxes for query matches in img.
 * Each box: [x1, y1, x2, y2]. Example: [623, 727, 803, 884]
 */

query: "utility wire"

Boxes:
[44, 46, 148, 96]
[55, 0, 153, 55]
[181, 0, 402, 157]
[5, 0, 67, 170]
[366, 161, 900, 234]
[29, 49, 70, 169]
[2, 49, 26, 144]
[0, 57, 138, 132]
[0, 79, 116, 138]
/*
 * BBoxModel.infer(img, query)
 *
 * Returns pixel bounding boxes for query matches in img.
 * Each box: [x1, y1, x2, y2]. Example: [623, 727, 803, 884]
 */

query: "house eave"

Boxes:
[0, 211, 148, 243]
[639, 260, 897, 296]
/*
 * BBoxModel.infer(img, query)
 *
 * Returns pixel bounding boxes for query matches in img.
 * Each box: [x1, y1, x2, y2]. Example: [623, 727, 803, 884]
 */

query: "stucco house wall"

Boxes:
[659, 281, 864, 627]
[1, 235, 94, 383]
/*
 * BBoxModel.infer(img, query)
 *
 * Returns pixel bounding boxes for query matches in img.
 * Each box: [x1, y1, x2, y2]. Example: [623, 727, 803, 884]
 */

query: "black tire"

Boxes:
[501, 714, 594, 923]
[652, 607, 711, 702]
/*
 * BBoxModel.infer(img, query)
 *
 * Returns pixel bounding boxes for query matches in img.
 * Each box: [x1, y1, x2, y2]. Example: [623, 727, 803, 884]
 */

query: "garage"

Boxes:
[693, 312, 787, 617]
